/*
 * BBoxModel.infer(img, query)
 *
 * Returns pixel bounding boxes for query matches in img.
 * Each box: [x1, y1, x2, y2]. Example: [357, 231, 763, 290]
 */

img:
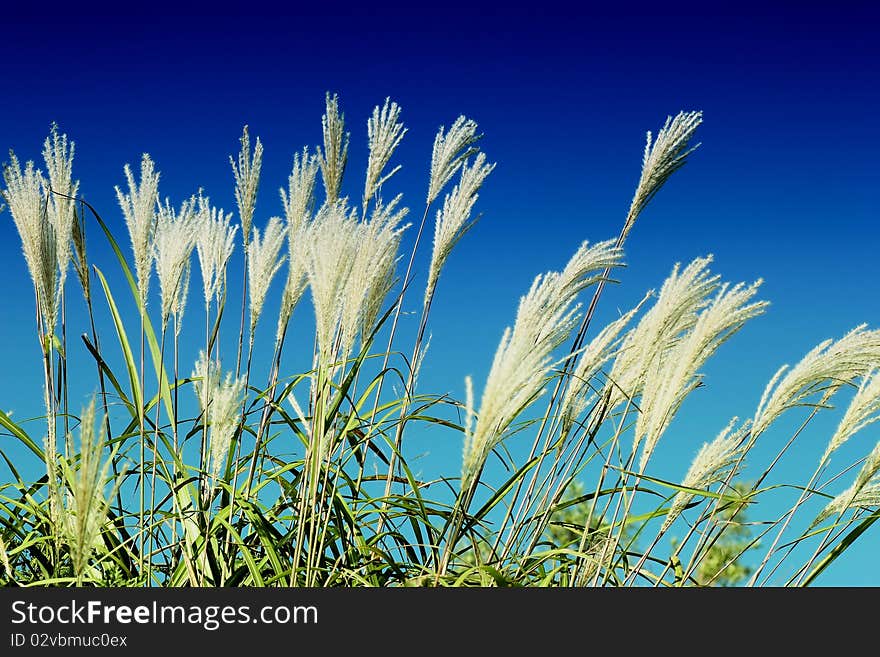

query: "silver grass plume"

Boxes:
[318, 92, 349, 206]
[304, 203, 359, 364]
[559, 295, 649, 429]
[823, 369, 880, 461]
[192, 352, 245, 490]
[608, 256, 720, 410]
[231, 125, 263, 245]
[42, 124, 79, 295]
[661, 418, 750, 533]
[635, 278, 767, 471]
[814, 438, 880, 527]
[427, 115, 481, 205]
[347, 196, 409, 352]
[195, 196, 238, 306]
[364, 97, 407, 212]
[59, 398, 124, 580]
[153, 196, 198, 329]
[115, 154, 160, 305]
[461, 239, 624, 489]
[247, 217, 287, 334]
[277, 149, 319, 344]
[2, 153, 58, 333]
[752, 325, 880, 440]
[426, 153, 495, 305]
[173, 261, 191, 338]
[621, 111, 702, 243]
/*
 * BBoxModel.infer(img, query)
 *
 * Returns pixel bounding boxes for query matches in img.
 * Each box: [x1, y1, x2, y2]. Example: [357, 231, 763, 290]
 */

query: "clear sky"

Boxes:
[1, 2, 878, 584]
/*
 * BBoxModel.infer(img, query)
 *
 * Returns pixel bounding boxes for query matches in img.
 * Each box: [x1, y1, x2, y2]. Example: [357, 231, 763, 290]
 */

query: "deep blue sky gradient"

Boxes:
[1, 2, 878, 584]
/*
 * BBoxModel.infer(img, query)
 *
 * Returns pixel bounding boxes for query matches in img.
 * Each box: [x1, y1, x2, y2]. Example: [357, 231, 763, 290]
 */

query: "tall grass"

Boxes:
[1, 96, 878, 587]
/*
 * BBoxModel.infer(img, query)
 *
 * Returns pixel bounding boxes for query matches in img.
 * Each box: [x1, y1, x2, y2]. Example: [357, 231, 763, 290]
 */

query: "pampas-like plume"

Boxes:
[427, 115, 481, 204]
[752, 325, 880, 440]
[364, 97, 407, 212]
[115, 154, 160, 305]
[621, 111, 703, 242]
[2, 154, 58, 333]
[42, 124, 79, 294]
[277, 149, 319, 344]
[195, 196, 238, 306]
[635, 279, 767, 471]
[347, 196, 409, 352]
[192, 352, 245, 487]
[461, 239, 624, 489]
[661, 418, 750, 533]
[426, 153, 495, 305]
[305, 203, 359, 363]
[560, 296, 649, 428]
[247, 217, 287, 334]
[304, 199, 408, 366]
[607, 256, 720, 410]
[231, 126, 263, 245]
[153, 196, 198, 329]
[59, 398, 123, 580]
[823, 370, 880, 461]
[318, 92, 349, 206]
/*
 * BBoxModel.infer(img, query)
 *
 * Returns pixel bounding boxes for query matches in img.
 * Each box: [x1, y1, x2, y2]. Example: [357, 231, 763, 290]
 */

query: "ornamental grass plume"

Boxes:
[153, 196, 199, 329]
[364, 97, 406, 213]
[2, 153, 58, 334]
[247, 217, 287, 335]
[427, 115, 481, 205]
[461, 239, 624, 489]
[621, 110, 703, 242]
[752, 325, 880, 440]
[607, 256, 720, 410]
[635, 278, 767, 471]
[277, 149, 319, 344]
[115, 154, 160, 305]
[823, 369, 880, 461]
[231, 126, 263, 245]
[59, 398, 123, 581]
[426, 153, 495, 305]
[318, 93, 349, 206]
[191, 353, 245, 491]
[42, 123, 79, 293]
[661, 418, 750, 533]
[195, 196, 238, 306]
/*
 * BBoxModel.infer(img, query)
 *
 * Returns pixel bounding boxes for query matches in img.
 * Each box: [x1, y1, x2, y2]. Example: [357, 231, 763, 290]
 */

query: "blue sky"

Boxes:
[1, 3, 878, 584]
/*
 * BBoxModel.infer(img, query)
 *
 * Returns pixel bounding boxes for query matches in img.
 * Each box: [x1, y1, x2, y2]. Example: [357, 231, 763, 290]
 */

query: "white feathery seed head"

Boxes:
[823, 369, 880, 461]
[661, 418, 750, 533]
[276, 149, 319, 344]
[635, 278, 767, 471]
[195, 195, 238, 306]
[247, 216, 287, 334]
[560, 295, 649, 428]
[428, 115, 481, 204]
[318, 92, 350, 206]
[608, 255, 720, 410]
[364, 97, 407, 212]
[305, 202, 360, 364]
[42, 123, 79, 293]
[461, 239, 624, 489]
[752, 325, 880, 440]
[2, 152, 59, 334]
[153, 195, 199, 328]
[191, 352, 245, 487]
[815, 438, 880, 527]
[231, 125, 263, 244]
[115, 154, 160, 305]
[621, 110, 703, 243]
[426, 152, 495, 305]
[348, 195, 409, 350]
[59, 398, 123, 579]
